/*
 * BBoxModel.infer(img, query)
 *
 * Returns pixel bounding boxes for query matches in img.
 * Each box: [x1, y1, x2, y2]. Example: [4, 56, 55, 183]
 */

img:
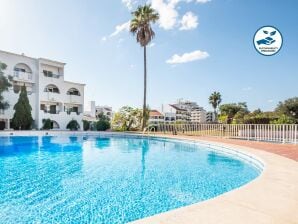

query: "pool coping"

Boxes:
[1, 131, 298, 223]
[131, 134, 298, 224]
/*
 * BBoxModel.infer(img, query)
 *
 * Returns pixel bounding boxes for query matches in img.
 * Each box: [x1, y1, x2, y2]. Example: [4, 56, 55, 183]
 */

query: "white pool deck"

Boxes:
[0, 131, 297, 224]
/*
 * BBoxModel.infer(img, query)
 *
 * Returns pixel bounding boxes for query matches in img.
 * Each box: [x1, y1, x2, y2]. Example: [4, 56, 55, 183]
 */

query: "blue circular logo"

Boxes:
[253, 26, 283, 56]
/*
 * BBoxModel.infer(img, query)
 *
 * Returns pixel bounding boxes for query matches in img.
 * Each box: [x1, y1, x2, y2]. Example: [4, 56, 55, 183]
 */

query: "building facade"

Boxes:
[0, 50, 85, 130]
[84, 101, 113, 122]
[161, 100, 206, 123]
[149, 110, 165, 125]
[95, 106, 113, 121]
[206, 111, 216, 123]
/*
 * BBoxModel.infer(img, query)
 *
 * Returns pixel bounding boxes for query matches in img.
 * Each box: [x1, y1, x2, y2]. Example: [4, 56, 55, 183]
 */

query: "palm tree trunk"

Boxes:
[214, 109, 217, 123]
[142, 45, 147, 131]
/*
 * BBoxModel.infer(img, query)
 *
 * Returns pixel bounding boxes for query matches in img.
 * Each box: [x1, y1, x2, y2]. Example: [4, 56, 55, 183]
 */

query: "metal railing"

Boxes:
[152, 123, 298, 144]
[14, 71, 33, 81]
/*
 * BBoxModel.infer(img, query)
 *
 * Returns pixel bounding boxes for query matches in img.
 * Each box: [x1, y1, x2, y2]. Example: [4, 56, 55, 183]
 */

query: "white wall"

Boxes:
[0, 50, 85, 130]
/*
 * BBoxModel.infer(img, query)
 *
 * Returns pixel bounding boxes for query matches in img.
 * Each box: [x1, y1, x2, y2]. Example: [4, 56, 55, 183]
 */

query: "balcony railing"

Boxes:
[13, 71, 33, 82]
[66, 110, 81, 115]
[42, 110, 60, 114]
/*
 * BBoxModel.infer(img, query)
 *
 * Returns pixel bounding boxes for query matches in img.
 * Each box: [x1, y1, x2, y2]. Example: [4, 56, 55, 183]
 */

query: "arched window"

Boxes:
[14, 63, 32, 73]
[14, 63, 33, 80]
[44, 84, 60, 94]
[67, 88, 80, 96]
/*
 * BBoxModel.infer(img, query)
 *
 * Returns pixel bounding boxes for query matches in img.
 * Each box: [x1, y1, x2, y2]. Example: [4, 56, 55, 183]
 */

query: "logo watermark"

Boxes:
[253, 26, 283, 56]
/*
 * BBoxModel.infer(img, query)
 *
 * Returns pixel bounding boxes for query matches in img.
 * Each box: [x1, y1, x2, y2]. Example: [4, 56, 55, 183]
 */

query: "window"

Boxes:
[44, 85, 60, 93]
[67, 88, 81, 96]
[43, 70, 59, 78]
[14, 68, 26, 72]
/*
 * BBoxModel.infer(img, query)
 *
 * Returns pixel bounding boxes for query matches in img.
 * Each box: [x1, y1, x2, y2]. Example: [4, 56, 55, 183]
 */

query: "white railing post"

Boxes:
[295, 125, 297, 145]
[282, 124, 285, 144]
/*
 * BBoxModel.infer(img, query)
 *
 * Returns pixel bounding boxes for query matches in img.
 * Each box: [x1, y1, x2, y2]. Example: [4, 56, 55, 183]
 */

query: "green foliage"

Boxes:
[130, 5, 159, 47]
[66, 120, 80, 131]
[12, 85, 33, 130]
[96, 120, 110, 131]
[271, 114, 296, 124]
[0, 62, 12, 110]
[112, 106, 142, 131]
[208, 91, 222, 122]
[243, 111, 277, 124]
[94, 112, 111, 131]
[219, 102, 248, 124]
[83, 120, 90, 131]
[42, 119, 52, 130]
[96, 112, 110, 121]
[275, 97, 298, 123]
[218, 114, 228, 124]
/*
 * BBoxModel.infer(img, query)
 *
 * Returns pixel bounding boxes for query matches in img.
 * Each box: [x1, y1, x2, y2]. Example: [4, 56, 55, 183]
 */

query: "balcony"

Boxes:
[68, 95, 83, 104]
[13, 71, 34, 83]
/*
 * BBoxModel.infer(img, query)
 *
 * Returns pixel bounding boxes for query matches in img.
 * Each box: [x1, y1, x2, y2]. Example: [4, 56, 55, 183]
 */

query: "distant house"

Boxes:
[149, 110, 164, 125]
[96, 106, 113, 121]
[161, 100, 207, 123]
[84, 101, 113, 122]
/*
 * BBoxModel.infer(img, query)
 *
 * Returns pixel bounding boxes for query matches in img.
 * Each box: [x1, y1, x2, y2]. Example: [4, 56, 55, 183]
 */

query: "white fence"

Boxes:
[152, 124, 298, 144]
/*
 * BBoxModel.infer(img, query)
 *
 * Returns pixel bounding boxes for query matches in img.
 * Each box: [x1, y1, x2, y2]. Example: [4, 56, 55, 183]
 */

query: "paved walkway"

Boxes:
[155, 134, 298, 161]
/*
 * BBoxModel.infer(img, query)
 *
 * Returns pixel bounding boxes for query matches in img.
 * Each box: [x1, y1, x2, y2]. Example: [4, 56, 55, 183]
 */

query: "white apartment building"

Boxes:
[161, 100, 207, 123]
[95, 106, 113, 120]
[0, 50, 85, 130]
[206, 111, 216, 123]
[84, 101, 113, 122]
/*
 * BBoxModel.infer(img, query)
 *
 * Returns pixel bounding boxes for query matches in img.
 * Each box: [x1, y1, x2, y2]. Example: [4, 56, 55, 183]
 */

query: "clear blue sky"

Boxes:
[0, 0, 297, 112]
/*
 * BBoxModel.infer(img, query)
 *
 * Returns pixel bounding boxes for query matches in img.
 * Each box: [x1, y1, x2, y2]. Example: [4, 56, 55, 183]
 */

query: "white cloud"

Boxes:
[110, 21, 130, 37]
[194, 0, 211, 3]
[150, 0, 209, 30]
[122, 0, 137, 10]
[179, 12, 198, 30]
[268, 99, 274, 103]
[166, 50, 209, 64]
[148, 42, 156, 48]
[151, 0, 179, 30]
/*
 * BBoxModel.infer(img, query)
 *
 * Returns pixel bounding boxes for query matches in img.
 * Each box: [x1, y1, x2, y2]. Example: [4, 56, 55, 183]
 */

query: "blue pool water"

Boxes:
[0, 135, 261, 223]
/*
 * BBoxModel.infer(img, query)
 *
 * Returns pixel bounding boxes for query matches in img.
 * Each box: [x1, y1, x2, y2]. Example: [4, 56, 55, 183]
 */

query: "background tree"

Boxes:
[208, 91, 222, 122]
[112, 106, 142, 131]
[96, 112, 111, 131]
[12, 85, 33, 130]
[275, 97, 298, 123]
[0, 62, 12, 111]
[83, 120, 91, 131]
[130, 4, 159, 130]
[219, 102, 248, 124]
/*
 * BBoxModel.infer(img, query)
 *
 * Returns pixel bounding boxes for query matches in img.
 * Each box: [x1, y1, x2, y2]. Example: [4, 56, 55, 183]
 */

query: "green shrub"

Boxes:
[96, 120, 110, 131]
[66, 120, 80, 131]
[83, 120, 90, 131]
[12, 85, 33, 130]
[42, 119, 52, 130]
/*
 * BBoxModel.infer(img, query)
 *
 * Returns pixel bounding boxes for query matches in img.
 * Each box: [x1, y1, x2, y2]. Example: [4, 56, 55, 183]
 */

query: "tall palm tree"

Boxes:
[130, 4, 159, 130]
[209, 91, 222, 122]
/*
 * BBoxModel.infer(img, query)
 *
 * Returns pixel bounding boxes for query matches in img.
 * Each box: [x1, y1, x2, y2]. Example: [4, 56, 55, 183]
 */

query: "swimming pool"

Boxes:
[0, 135, 261, 223]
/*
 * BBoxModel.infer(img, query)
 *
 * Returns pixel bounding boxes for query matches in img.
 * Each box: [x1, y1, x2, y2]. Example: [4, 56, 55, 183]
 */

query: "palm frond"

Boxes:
[129, 4, 159, 46]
